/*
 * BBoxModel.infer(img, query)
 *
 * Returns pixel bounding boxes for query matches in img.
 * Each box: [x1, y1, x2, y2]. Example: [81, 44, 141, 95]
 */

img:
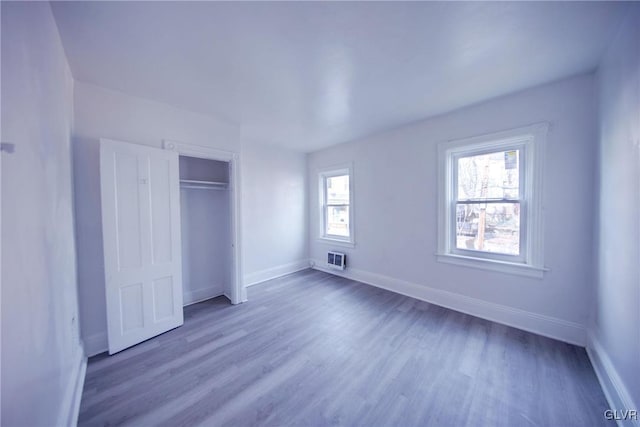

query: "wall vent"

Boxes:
[327, 251, 346, 270]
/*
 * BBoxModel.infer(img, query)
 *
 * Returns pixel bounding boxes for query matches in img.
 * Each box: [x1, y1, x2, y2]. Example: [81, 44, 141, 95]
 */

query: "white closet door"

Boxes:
[100, 138, 184, 354]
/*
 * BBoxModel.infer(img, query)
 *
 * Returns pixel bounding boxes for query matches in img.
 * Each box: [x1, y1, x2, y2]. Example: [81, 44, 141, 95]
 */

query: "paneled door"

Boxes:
[100, 138, 184, 354]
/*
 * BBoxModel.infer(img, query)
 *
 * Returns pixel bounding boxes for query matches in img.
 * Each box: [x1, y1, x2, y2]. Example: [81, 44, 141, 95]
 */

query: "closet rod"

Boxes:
[180, 179, 228, 190]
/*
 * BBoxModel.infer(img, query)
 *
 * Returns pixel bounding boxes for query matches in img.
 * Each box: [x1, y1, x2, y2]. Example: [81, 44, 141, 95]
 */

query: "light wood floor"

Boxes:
[79, 269, 610, 426]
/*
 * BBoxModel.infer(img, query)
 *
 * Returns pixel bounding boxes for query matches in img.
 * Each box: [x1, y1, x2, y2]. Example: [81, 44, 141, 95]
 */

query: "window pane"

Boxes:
[326, 175, 349, 205]
[327, 206, 349, 237]
[457, 150, 519, 200]
[455, 202, 520, 255]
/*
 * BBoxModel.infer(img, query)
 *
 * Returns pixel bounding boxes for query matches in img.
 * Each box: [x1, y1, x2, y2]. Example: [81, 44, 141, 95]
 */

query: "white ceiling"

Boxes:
[51, 1, 626, 152]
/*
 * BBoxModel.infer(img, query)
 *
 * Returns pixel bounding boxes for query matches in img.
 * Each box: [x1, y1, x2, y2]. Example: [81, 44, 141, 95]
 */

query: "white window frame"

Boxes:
[436, 123, 549, 278]
[318, 164, 355, 247]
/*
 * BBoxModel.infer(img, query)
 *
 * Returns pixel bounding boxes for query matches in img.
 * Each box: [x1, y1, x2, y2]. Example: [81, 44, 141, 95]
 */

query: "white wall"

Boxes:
[308, 74, 597, 345]
[590, 4, 640, 418]
[180, 189, 230, 304]
[1, 3, 84, 425]
[73, 82, 241, 355]
[241, 140, 308, 285]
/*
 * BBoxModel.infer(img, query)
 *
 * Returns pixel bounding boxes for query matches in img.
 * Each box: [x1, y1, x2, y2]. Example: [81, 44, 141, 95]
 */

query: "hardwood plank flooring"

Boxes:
[79, 269, 611, 426]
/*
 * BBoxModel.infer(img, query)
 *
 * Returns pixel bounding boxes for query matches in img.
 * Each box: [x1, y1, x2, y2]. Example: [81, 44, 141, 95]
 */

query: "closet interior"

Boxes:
[179, 155, 232, 305]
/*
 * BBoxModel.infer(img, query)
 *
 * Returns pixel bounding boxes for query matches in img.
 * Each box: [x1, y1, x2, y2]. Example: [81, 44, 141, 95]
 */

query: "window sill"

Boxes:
[317, 237, 355, 248]
[436, 253, 548, 279]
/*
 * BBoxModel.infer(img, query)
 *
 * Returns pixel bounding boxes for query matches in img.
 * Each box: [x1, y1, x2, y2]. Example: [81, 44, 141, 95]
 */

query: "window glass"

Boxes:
[320, 170, 352, 242]
[455, 202, 520, 255]
[455, 149, 521, 256]
[457, 150, 519, 200]
[326, 175, 349, 204]
[325, 174, 349, 237]
[327, 206, 349, 237]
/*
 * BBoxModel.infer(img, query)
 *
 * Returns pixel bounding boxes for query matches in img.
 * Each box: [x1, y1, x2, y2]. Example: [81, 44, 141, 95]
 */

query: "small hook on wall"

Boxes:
[1, 142, 15, 154]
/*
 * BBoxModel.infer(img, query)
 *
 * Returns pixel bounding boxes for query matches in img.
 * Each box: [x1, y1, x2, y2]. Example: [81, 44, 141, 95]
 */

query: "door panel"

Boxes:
[120, 283, 144, 333]
[101, 138, 184, 354]
[114, 151, 142, 270]
[152, 276, 175, 320]
[149, 157, 173, 264]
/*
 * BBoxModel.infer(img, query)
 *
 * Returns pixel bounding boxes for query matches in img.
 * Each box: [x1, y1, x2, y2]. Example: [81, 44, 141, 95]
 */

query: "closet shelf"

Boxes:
[180, 179, 228, 190]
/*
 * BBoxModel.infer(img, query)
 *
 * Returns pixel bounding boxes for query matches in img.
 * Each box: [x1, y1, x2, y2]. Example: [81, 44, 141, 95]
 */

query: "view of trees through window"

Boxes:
[326, 174, 350, 237]
[456, 149, 520, 255]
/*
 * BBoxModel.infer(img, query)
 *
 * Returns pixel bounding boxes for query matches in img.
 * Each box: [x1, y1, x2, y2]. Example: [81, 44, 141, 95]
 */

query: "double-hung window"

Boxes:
[437, 123, 548, 277]
[319, 165, 354, 245]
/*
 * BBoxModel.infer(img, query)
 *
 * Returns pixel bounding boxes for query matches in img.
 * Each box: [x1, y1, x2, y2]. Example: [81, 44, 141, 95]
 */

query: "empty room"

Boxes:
[1, 1, 639, 426]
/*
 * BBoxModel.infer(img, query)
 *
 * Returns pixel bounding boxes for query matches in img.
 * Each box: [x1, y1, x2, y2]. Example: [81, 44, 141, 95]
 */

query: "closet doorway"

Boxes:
[179, 156, 231, 304]
[164, 140, 244, 306]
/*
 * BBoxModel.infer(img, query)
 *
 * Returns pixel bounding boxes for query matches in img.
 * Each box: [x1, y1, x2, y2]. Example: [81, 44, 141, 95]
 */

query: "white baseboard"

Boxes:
[183, 286, 225, 306]
[58, 342, 87, 427]
[587, 330, 639, 427]
[83, 331, 108, 357]
[244, 259, 310, 287]
[311, 260, 586, 346]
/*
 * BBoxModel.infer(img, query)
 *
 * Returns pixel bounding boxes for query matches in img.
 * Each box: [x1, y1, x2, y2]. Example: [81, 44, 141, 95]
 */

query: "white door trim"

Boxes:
[163, 140, 246, 304]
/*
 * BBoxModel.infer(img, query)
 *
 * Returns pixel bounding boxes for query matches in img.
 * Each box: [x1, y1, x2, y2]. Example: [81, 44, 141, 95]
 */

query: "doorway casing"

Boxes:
[163, 140, 246, 304]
